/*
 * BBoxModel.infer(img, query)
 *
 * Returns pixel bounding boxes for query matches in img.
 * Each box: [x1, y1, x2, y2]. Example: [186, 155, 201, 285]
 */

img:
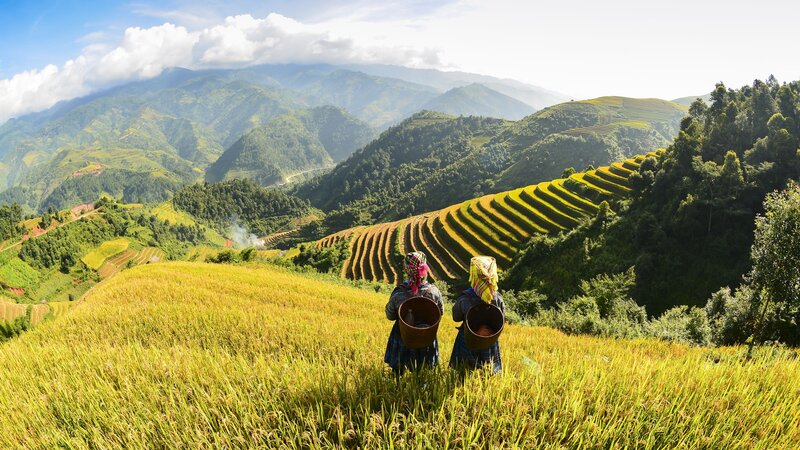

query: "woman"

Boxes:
[449, 256, 504, 373]
[384, 251, 444, 374]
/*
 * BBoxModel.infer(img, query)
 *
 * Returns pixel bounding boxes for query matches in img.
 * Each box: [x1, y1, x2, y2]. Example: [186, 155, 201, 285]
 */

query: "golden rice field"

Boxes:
[0, 261, 797, 449]
[96, 247, 163, 278]
[320, 152, 661, 284]
[81, 238, 130, 270]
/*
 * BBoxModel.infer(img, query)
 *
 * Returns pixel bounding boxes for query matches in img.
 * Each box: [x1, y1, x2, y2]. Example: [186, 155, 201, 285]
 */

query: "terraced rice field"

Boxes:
[97, 247, 164, 278]
[318, 152, 659, 283]
[82, 238, 130, 270]
[0, 301, 55, 325]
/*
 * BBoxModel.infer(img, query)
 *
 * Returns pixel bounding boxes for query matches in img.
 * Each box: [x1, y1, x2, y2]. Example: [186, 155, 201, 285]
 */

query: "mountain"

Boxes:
[422, 84, 536, 120]
[205, 106, 375, 186]
[293, 111, 510, 219]
[671, 94, 712, 106]
[0, 69, 304, 210]
[345, 64, 572, 109]
[0, 63, 571, 212]
[295, 97, 686, 229]
[492, 97, 687, 190]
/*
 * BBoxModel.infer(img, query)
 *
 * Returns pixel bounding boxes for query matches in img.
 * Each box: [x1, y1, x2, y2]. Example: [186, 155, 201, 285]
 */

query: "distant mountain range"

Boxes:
[0, 63, 571, 212]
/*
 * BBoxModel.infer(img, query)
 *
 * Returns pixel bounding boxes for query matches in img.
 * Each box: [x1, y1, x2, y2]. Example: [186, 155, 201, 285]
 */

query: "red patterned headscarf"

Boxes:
[404, 251, 429, 296]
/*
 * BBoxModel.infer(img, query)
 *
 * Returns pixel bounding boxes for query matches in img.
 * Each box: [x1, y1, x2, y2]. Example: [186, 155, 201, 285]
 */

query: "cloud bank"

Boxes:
[0, 13, 441, 124]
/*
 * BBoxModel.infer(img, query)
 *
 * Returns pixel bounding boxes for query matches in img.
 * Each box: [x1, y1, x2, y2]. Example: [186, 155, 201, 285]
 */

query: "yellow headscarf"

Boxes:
[469, 256, 498, 303]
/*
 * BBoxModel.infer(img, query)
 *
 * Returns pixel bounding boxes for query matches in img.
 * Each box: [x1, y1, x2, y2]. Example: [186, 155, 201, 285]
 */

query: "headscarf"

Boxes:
[404, 251, 428, 296]
[470, 256, 498, 303]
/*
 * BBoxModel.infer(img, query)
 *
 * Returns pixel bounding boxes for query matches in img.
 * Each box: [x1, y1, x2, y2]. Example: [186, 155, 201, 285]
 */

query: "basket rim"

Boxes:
[398, 296, 442, 330]
[465, 303, 504, 338]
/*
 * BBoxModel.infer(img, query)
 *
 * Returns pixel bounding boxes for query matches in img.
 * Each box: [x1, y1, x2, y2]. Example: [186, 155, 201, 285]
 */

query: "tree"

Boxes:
[748, 182, 800, 345]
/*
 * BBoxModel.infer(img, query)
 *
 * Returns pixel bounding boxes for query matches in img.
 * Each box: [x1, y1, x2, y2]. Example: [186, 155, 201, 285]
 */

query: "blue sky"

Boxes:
[1, 0, 799, 123]
[0, 0, 355, 76]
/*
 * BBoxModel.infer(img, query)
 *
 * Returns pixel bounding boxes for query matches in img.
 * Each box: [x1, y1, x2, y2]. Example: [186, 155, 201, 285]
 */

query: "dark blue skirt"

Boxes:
[384, 321, 439, 372]
[448, 325, 502, 373]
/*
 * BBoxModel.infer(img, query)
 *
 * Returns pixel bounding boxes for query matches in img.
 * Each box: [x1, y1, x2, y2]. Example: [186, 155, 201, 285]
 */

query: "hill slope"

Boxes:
[0, 261, 796, 448]
[296, 97, 685, 228]
[0, 64, 570, 211]
[316, 151, 653, 284]
[422, 84, 536, 120]
[205, 106, 375, 186]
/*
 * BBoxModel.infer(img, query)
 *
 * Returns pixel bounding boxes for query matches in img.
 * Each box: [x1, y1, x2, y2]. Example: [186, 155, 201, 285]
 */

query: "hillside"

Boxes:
[172, 179, 319, 237]
[501, 78, 800, 318]
[0, 200, 221, 307]
[296, 97, 685, 230]
[205, 106, 375, 186]
[0, 64, 570, 212]
[0, 261, 796, 448]
[491, 97, 686, 191]
[315, 152, 652, 285]
[294, 111, 510, 216]
[422, 83, 536, 120]
[345, 63, 572, 109]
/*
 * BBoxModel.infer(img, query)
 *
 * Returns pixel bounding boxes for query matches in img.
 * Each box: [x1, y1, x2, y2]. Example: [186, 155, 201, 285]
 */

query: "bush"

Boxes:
[292, 239, 351, 274]
[647, 306, 712, 346]
[502, 289, 546, 321]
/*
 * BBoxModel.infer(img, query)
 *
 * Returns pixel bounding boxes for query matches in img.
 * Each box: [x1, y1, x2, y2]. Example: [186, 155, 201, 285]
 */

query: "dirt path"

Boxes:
[0, 209, 101, 254]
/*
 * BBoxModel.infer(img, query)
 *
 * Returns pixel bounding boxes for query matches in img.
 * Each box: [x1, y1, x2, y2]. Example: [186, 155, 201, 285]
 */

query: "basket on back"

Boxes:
[464, 303, 504, 350]
[398, 296, 442, 348]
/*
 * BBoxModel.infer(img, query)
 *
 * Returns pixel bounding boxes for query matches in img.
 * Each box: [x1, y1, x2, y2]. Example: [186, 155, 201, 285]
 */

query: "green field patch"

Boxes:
[608, 162, 634, 178]
[584, 171, 630, 196]
[26, 271, 73, 303]
[536, 183, 595, 219]
[595, 166, 633, 188]
[475, 196, 529, 242]
[151, 202, 195, 226]
[518, 186, 581, 229]
[420, 217, 463, 277]
[82, 238, 131, 270]
[490, 194, 548, 235]
[549, 179, 601, 214]
[0, 258, 40, 289]
[505, 189, 564, 232]
[451, 203, 513, 264]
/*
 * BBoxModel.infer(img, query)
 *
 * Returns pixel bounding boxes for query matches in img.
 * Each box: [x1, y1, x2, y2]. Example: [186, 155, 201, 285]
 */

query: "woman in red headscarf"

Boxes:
[384, 251, 443, 374]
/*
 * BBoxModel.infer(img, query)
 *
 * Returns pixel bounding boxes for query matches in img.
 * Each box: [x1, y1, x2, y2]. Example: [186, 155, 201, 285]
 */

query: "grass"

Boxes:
[97, 247, 164, 278]
[82, 238, 130, 270]
[0, 257, 41, 288]
[0, 261, 797, 448]
[150, 202, 194, 226]
[25, 271, 74, 303]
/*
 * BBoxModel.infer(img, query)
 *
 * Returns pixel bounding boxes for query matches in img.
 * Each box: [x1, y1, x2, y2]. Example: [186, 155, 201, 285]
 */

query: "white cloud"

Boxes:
[0, 12, 443, 124]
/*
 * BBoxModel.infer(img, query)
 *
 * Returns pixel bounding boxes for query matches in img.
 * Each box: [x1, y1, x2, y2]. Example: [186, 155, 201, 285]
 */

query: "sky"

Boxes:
[1, 0, 798, 124]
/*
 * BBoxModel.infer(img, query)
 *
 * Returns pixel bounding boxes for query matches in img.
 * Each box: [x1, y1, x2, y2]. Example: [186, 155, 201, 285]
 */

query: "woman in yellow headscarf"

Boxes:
[449, 256, 504, 373]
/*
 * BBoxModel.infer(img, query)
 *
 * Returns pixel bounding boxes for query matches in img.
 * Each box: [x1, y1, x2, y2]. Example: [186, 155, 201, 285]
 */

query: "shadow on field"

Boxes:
[294, 364, 463, 416]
